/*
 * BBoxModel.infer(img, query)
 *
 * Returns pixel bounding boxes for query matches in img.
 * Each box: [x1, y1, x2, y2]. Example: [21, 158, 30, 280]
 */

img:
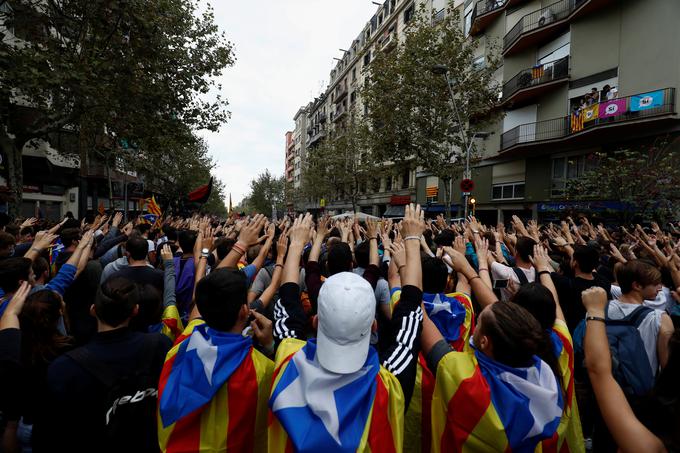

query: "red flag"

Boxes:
[188, 177, 213, 204]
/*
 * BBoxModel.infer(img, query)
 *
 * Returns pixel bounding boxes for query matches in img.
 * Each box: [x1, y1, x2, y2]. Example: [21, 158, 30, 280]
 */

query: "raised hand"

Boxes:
[388, 241, 406, 271]
[250, 310, 274, 349]
[20, 217, 38, 229]
[529, 244, 551, 273]
[160, 244, 173, 261]
[399, 204, 425, 238]
[582, 287, 608, 314]
[237, 214, 267, 247]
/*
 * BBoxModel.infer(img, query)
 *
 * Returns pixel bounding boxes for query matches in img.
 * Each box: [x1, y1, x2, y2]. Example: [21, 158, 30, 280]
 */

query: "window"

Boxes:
[464, 2, 474, 36]
[551, 154, 598, 197]
[363, 51, 372, 67]
[404, 4, 415, 23]
[385, 176, 392, 192]
[401, 169, 410, 189]
[350, 92, 356, 104]
[472, 56, 485, 71]
[352, 67, 357, 82]
[491, 182, 525, 200]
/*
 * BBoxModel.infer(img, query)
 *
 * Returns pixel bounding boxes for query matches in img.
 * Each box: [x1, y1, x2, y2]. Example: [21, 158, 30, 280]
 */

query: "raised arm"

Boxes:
[217, 214, 267, 269]
[530, 244, 565, 322]
[254, 233, 288, 310]
[444, 246, 498, 309]
[23, 231, 58, 263]
[582, 287, 666, 453]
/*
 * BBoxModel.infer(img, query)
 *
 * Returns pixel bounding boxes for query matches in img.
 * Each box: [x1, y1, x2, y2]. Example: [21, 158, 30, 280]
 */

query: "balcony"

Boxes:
[309, 129, 326, 146]
[432, 8, 445, 25]
[501, 88, 677, 155]
[334, 85, 348, 104]
[503, 0, 616, 56]
[319, 113, 327, 123]
[333, 105, 348, 123]
[380, 32, 397, 52]
[470, 0, 527, 36]
[502, 56, 569, 107]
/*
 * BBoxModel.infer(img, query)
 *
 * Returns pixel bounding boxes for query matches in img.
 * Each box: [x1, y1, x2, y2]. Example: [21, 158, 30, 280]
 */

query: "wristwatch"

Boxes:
[200, 248, 210, 259]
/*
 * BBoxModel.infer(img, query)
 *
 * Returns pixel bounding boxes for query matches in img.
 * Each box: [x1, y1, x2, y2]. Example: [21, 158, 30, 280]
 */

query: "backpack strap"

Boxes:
[512, 267, 530, 285]
[605, 303, 653, 327]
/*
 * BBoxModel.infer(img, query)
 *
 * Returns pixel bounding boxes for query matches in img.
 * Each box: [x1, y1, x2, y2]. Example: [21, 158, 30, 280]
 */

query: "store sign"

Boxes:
[538, 201, 629, 212]
[390, 195, 411, 205]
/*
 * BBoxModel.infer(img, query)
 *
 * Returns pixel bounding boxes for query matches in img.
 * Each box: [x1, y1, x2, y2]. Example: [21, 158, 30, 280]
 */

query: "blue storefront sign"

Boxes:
[538, 201, 631, 212]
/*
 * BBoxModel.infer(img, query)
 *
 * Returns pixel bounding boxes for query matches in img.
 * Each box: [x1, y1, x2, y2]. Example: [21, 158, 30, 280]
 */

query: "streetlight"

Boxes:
[470, 197, 477, 216]
[431, 64, 489, 218]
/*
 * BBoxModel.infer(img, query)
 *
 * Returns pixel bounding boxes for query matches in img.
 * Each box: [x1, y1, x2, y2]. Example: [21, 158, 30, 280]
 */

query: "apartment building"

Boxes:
[289, 0, 456, 216]
[415, 0, 680, 223]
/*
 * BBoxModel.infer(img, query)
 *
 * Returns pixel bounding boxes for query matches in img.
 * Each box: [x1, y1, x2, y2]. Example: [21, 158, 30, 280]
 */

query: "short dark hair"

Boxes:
[422, 257, 448, 294]
[511, 282, 557, 330]
[215, 237, 236, 261]
[573, 245, 599, 273]
[0, 232, 16, 249]
[32, 257, 49, 279]
[327, 242, 353, 275]
[126, 236, 149, 261]
[195, 268, 247, 331]
[434, 230, 455, 247]
[164, 226, 177, 242]
[515, 236, 537, 262]
[4, 224, 19, 236]
[178, 230, 197, 255]
[616, 260, 662, 294]
[135, 223, 151, 235]
[20, 226, 34, 237]
[354, 241, 370, 268]
[60, 228, 81, 247]
[0, 257, 32, 293]
[95, 278, 140, 327]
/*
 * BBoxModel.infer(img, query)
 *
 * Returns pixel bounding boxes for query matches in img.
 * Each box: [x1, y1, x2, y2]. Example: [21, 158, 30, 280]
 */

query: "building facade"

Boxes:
[289, 0, 678, 220]
[417, 0, 680, 223]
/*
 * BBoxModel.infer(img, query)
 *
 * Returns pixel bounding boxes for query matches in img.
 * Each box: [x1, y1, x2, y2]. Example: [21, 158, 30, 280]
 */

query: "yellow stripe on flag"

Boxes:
[199, 379, 230, 451]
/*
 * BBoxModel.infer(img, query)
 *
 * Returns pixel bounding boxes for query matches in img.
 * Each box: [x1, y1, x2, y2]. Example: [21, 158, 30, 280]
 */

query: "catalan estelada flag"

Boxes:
[403, 292, 476, 453]
[146, 195, 162, 217]
[431, 349, 563, 453]
[48, 239, 64, 277]
[160, 304, 184, 344]
[570, 112, 584, 133]
[157, 321, 273, 452]
[542, 320, 584, 453]
[268, 338, 404, 453]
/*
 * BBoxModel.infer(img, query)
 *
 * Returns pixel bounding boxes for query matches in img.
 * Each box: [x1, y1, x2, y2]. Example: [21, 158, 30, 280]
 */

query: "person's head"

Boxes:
[20, 289, 70, 364]
[314, 272, 377, 374]
[422, 257, 448, 294]
[510, 282, 557, 331]
[0, 257, 34, 293]
[93, 277, 140, 328]
[135, 223, 151, 237]
[32, 257, 49, 285]
[473, 302, 548, 368]
[195, 268, 249, 331]
[603, 84, 611, 92]
[60, 228, 81, 249]
[125, 235, 149, 262]
[616, 260, 662, 300]
[354, 241, 370, 268]
[434, 230, 455, 247]
[177, 230, 197, 255]
[19, 226, 34, 242]
[4, 224, 19, 240]
[515, 236, 537, 264]
[214, 237, 236, 261]
[591, 87, 598, 96]
[327, 242, 353, 275]
[0, 231, 16, 257]
[129, 283, 162, 331]
[572, 244, 599, 274]
[164, 226, 177, 243]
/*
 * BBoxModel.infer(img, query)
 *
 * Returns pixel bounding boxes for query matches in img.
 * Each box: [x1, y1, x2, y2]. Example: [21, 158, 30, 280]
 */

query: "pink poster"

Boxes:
[599, 99, 627, 118]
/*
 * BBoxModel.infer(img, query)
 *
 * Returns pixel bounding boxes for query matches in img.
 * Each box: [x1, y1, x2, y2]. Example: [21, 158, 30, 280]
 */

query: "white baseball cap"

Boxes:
[316, 272, 376, 374]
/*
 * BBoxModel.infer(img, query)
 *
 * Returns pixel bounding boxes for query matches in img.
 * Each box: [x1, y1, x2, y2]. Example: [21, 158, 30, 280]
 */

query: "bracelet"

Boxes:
[275, 263, 284, 269]
[538, 270, 551, 277]
[31, 247, 41, 253]
[404, 236, 421, 241]
[478, 268, 489, 272]
[231, 244, 246, 256]
[368, 237, 378, 241]
[397, 264, 406, 272]
[586, 315, 606, 323]
[469, 275, 481, 283]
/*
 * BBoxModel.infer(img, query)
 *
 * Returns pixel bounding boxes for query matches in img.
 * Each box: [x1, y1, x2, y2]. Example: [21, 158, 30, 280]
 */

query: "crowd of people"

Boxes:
[0, 206, 679, 452]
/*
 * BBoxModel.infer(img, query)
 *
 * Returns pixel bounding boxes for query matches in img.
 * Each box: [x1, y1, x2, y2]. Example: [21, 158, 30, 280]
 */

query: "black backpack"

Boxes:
[66, 334, 164, 452]
[512, 267, 530, 286]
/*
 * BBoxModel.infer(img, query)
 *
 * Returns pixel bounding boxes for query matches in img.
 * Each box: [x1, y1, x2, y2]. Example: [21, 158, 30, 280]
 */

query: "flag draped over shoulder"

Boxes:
[48, 239, 64, 277]
[432, 350, 563, 453]
[269, 339, 404, 453]
[160, 305, 183, 343]
[423, 292, 475, 352]
[158, 321, 273, 452]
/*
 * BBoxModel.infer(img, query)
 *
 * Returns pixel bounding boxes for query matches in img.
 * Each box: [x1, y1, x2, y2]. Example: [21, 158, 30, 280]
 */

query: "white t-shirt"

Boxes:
[607, 299, 663, 375]
[610, 285, 672, 312]
[490, 262, 535, 301]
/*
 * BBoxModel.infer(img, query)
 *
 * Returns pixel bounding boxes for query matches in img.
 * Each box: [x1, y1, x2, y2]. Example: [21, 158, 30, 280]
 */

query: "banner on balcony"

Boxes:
[599, 99, 627, 118]
[582, 104, 599, 122]
[631, 90, 664, 111]
[570, 112, 584, 132]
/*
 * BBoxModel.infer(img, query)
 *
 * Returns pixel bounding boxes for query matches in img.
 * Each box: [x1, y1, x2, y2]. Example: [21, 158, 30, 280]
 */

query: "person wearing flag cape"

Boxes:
[425, 246, 566, 453]
[157, 216, 275, 452]
[268, 206, 426, 453]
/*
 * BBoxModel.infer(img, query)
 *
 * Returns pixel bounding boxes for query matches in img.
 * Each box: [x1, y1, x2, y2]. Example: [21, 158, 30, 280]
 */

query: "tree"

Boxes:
[0, 0, 234, 215]
[245, 170, 285, 218]
[567, 136, 680, 222]
[361, 1, 501, 221]
[301, 115, 377, 213]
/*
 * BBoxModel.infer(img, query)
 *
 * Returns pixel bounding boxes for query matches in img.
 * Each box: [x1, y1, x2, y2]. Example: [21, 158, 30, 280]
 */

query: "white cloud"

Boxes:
[198, 0, 380, 204]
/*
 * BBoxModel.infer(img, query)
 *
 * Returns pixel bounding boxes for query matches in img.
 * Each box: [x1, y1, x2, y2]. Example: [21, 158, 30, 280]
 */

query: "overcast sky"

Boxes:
[199, 1, 379, 205]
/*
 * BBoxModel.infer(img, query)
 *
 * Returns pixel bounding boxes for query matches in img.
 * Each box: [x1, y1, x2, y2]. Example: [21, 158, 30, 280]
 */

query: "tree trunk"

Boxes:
[442, 177, 452, 224]
[78, 122, 90, 218]
[1, 134, 23, 218]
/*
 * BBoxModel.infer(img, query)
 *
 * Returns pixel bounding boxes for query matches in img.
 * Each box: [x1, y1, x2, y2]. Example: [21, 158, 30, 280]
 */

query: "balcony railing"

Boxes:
[504, 0, 586, 54]
[474, 0, 506, 18]
[334, 85, 348, 104]
[501, 87, 676, 150]
[502, 56, 569, 103]
[432, 8, 445, 25]
[309, 129, 326, 146]
[333, 105, 347, 122]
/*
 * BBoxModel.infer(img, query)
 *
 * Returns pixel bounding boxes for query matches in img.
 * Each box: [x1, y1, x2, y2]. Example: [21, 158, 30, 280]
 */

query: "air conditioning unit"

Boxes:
[538, 9, 555, 26]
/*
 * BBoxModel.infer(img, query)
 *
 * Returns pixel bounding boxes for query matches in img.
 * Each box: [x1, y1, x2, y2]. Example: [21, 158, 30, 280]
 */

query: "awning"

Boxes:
[384, 205, 405, 218]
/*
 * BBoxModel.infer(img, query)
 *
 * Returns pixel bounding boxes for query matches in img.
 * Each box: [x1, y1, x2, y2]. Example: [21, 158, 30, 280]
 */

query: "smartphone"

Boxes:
[493, 279, 509, 289]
